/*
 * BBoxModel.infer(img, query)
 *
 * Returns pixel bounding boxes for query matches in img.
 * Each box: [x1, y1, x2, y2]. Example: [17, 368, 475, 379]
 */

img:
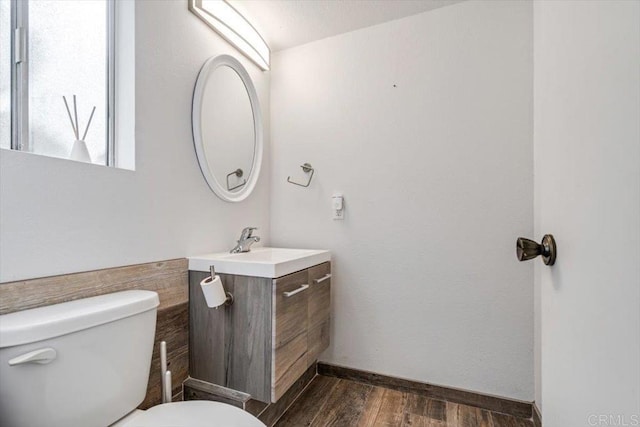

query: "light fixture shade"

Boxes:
[189, 0, 270, 71]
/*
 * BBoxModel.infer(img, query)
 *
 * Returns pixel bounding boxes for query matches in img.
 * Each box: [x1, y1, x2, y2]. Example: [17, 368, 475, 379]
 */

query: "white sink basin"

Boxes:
[188, 247, 331, 278]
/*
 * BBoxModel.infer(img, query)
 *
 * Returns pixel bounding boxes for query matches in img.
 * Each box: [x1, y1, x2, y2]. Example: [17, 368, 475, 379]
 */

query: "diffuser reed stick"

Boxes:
[81, 106, 96, 141]
[62, 96, 78, 139]
[62, 96, 97, 141]
[73, 95, 79, 139]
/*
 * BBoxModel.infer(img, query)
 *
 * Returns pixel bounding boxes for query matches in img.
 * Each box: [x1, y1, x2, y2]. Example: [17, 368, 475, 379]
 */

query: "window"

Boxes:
[1, 0, 115, 166]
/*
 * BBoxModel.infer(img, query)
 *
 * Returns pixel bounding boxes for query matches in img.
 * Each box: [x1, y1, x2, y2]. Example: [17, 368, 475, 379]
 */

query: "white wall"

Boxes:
[271, 0, 533, 401]
[0, 0, 270, 282]
[534, 1, 640, 424]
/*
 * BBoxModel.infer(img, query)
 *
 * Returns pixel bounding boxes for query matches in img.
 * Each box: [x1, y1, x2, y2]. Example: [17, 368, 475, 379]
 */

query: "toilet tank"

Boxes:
[0, 290, 159, 427]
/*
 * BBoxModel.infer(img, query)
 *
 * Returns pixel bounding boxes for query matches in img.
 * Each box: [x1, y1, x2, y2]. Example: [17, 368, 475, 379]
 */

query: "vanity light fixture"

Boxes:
[189, 0, 270, 71]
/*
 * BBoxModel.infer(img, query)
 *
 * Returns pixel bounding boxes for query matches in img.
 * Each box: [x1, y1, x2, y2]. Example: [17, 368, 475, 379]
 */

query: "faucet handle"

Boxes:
[241, 227, 258, 238]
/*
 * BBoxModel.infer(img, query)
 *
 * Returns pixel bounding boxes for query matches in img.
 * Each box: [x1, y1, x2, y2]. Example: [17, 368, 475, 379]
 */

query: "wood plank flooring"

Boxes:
[275, 376, 533, 427]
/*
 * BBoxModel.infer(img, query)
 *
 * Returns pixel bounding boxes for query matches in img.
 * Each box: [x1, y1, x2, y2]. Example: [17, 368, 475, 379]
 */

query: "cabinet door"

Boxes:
[307, 263, 331, 365]
[273, 270, 309, 347]
[272, 269, 309, 401]
[308, 263, 331, 328]
[307, 318, 330, 366]
[189, 271, 273, 403]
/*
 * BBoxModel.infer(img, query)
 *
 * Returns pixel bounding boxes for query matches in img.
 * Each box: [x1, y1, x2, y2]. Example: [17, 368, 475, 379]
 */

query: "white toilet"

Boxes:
[0, 290, 266, 427]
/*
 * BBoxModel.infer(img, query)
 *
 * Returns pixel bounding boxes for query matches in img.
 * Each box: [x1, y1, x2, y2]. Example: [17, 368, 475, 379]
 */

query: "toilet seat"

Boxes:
[119, 401, 266, 427]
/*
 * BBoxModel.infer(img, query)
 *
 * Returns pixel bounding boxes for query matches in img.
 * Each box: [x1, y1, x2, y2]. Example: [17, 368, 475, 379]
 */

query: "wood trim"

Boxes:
[318, 362, 533, 419]
[182, 377, 270, 418]
[183, 377, 253, 408]
[533, 402, 542, 427]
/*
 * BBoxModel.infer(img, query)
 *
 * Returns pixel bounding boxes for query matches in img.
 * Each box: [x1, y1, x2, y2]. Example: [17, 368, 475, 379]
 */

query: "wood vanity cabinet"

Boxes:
[189, 262, 331, 403]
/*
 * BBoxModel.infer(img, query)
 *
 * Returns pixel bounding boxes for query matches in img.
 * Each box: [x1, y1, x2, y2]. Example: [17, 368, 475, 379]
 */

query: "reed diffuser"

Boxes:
[63, 95, 96, 163]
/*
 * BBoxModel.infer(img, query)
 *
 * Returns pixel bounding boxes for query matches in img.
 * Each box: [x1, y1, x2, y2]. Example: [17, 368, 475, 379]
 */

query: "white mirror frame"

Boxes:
[192, 55, 263, 202]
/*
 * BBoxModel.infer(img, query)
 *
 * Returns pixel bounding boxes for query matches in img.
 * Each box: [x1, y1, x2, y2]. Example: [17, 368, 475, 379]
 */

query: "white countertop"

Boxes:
[188, 247, 331, 278]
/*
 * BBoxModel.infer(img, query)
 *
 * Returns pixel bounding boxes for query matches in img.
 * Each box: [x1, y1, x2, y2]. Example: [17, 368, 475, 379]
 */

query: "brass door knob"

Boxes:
[516, 234, 557, 265]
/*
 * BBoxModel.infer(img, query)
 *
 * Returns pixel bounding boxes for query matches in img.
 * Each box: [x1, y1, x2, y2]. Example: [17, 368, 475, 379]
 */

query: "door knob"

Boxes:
[516, 234, 557, 265]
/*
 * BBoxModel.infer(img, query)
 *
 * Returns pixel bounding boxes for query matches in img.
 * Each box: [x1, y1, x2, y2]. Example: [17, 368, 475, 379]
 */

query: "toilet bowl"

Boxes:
[112, 401, 264, 427]
[0, 290, 266, 427]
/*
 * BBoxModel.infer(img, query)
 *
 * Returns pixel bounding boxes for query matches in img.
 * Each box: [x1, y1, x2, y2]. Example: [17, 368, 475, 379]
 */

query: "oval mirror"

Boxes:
[192, 55, 263, 202]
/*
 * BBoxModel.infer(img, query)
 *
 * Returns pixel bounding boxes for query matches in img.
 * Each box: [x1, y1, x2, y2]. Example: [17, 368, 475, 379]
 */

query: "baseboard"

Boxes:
[318, 362, 533, 420]
[533, 402, 542, 427]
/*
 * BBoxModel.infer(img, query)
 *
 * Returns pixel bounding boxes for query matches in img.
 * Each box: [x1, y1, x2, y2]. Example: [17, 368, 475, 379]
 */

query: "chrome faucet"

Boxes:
[230, 227, 260, 253]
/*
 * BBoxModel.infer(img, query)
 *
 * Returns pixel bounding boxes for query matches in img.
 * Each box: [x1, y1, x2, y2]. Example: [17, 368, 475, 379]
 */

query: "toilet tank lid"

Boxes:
[0, 290, 160, 348]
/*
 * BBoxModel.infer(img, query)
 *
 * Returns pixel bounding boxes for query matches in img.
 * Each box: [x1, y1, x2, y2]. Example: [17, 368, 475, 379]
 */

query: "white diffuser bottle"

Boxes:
[63, 95, 95, 164]
[69, 139, 92, 163]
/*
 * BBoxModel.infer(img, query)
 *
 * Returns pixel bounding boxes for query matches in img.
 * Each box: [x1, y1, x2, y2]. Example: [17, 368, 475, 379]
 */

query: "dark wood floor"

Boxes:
[275, 376, 533, 427]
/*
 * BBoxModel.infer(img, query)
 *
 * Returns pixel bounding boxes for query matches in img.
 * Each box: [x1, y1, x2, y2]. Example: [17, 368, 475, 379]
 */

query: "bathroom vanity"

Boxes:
[188, 248, 331, 403]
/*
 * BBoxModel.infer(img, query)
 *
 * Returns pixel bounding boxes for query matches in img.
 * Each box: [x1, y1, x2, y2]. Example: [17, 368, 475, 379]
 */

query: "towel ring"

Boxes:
[287, 163, 314, 187]
[226, 168, 247, 191]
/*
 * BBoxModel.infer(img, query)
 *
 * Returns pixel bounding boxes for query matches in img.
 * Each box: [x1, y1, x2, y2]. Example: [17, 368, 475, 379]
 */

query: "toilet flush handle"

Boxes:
[8, 347, 57, 366]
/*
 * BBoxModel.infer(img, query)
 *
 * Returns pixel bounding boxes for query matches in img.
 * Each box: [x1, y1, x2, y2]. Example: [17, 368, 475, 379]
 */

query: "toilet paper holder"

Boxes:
[200, 265, 234, 308]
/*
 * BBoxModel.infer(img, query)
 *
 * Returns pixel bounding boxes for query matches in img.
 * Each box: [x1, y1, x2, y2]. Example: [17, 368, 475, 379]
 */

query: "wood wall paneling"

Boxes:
[0, 259, 188, 314]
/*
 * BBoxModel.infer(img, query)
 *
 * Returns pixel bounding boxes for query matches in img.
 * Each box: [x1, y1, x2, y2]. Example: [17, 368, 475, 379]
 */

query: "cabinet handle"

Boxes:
[314, 273, 332, 284]
[283, 284, 309, 298]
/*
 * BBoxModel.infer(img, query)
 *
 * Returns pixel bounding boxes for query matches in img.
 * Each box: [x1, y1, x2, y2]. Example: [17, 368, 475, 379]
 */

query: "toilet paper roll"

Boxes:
[200, 275, 227, 308]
